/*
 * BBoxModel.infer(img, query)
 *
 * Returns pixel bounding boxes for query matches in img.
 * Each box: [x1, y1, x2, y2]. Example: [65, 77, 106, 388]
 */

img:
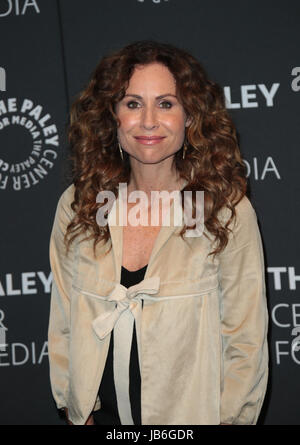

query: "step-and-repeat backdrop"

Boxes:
[0, 0, 299, 425]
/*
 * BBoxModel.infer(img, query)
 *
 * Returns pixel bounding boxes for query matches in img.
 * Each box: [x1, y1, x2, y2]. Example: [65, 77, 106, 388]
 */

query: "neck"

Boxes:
[127, 158, 183, 197]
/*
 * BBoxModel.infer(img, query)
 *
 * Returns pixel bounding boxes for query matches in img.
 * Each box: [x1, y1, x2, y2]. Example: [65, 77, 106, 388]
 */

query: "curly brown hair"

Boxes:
[65, 40, 247, 260]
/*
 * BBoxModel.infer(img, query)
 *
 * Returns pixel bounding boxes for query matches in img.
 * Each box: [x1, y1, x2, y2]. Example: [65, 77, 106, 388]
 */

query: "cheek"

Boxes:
[164, 114, 186, 135]
[117, 111, 138, 131]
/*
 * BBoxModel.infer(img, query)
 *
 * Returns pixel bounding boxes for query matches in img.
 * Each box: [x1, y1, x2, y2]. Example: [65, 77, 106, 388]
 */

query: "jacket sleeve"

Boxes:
[218, 196, 269, 425]
[47, 185, 75, 410]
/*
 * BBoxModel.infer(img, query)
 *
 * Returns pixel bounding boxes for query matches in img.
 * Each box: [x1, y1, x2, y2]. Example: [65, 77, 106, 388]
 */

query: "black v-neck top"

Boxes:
[93, 264, 147, 425]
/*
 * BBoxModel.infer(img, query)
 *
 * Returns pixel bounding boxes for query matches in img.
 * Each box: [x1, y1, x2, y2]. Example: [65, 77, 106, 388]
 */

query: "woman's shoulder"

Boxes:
[55, 183, 76, 218]
[218, 194, 258, 227]
[234, 194, 257, 217]
[214, 194, 262, 256]
[60, 182, 75, 202]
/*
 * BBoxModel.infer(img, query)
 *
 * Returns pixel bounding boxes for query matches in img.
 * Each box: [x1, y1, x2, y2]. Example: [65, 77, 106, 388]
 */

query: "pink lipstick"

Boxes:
[134, 136, 166, 145]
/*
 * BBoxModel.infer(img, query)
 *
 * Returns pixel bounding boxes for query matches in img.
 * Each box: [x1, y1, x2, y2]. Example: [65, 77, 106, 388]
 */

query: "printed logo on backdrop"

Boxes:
[0, 311, 47, 366]
[291, 66, 300, 92]
[269, 266, 300, 366]
[0, 309, 7, 352]
[243, 156, 281, 181]
[0, 96, 59, 190]
[0, 270, 51, 366]
[291, 67, 300, 92]
[223, 71, 300, 180]
[0, 67, 5, 92]
[0, 0, 40, 17]
[224, 67, 300, 107]
[224, 83, 280, 109]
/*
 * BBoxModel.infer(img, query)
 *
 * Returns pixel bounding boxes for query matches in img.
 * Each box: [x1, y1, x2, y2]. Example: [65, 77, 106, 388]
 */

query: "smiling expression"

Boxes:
[115, 63, 191, 164]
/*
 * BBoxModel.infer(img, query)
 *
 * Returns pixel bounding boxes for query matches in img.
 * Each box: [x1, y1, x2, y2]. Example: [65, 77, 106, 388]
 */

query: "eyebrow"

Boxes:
[123, 94, 177, 100]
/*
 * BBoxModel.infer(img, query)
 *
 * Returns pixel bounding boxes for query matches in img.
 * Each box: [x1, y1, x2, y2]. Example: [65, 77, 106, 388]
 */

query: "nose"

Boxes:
[140, 105, 159, 130]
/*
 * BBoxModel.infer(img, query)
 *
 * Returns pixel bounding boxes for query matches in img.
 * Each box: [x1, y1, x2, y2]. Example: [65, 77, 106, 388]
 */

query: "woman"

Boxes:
[48, 40, 268, 425]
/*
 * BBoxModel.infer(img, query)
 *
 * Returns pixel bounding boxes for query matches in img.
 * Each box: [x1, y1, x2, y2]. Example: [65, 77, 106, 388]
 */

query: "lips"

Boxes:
[134, 136, 166, 145]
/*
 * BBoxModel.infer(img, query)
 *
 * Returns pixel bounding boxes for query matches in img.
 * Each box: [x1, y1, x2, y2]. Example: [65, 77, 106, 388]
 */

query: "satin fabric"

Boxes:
[47, 182, 268, 425]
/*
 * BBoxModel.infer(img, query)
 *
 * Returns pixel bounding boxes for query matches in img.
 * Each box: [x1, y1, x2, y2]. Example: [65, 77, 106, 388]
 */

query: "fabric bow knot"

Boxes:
[92, 276, 160, 340]
[90, 275, 160, 425]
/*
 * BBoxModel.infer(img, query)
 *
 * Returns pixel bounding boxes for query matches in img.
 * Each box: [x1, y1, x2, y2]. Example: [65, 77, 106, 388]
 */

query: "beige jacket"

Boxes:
[48, 182, 268, 425]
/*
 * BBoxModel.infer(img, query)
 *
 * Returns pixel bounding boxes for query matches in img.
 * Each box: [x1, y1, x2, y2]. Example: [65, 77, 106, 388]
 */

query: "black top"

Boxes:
[93, 264, 147, 425]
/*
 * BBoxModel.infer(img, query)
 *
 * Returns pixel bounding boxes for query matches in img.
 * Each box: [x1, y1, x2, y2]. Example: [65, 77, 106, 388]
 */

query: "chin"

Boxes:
[140, 156, 167, 165]
[130, 151, 173, 164]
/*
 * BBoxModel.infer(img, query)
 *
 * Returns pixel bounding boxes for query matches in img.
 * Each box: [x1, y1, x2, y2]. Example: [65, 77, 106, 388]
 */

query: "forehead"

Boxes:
[126, 63, 176, 93]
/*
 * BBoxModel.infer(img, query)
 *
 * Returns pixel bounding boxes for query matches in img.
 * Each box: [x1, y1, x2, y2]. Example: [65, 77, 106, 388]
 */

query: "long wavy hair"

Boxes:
[65, 40, 247, 260]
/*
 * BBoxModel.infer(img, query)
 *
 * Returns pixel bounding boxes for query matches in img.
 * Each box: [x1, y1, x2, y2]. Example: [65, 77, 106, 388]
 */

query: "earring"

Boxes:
[182, 140, 188, 160]
[118, 142, 124, 160]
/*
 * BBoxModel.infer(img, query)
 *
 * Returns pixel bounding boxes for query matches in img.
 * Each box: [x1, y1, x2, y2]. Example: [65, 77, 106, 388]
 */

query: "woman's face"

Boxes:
[115, 62, 191, 164]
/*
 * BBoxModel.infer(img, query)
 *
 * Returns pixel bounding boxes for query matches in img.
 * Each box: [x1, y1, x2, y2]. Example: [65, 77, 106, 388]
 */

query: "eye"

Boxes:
[126, 101, 141, 109]
[159, 101, 173, 109]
